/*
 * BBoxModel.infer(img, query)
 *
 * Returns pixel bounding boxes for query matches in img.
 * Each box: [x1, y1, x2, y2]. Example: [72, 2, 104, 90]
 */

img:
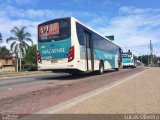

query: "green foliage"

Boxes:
[134, 55, 138, 60]
[138, 55, 148, 65]
[152, 55, 159, 65]
[6, 26, 33, 57]
[23, 45, 37, 67]
[137, 55, 160, 66]
[0, 46, 9, 59]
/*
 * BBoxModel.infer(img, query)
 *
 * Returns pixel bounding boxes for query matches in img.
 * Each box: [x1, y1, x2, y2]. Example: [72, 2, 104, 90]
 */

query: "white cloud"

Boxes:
[0, 4, 97, 49]
[0, 4, 96, 20]
[119, 6, 160, 15]
[0, 5, 42, 47]
[0, 4, 160, 56]
[119, 6, 150, 14]
[92, 6, 160, 55]
[0, 17, 40, 48]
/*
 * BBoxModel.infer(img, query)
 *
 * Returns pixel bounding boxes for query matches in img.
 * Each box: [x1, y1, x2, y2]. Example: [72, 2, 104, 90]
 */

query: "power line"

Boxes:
[122, 44, 160, 49]
[121, 45, 148, 48]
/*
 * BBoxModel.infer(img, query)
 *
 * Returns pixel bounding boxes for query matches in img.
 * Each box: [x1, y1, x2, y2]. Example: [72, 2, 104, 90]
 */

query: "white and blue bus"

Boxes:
[122, 50, 136, 68]
[37, 17, 121, 75]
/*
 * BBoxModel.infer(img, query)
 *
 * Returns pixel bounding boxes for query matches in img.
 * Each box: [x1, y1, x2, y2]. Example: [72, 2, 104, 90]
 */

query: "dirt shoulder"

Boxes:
[60, 67, 160, 114]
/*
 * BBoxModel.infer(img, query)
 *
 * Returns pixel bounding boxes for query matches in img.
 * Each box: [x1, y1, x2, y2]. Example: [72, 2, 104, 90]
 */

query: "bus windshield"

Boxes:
[38, 18, 70, 42]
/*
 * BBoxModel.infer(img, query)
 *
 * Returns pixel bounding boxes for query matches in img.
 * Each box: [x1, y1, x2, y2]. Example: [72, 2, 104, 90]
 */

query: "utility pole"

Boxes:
[19, 48, 22, 72]
[16, 55, 19, 72]
[149, 40, 153, 65]
[18, 44, 22, 72]
[0, 33, 2, 46]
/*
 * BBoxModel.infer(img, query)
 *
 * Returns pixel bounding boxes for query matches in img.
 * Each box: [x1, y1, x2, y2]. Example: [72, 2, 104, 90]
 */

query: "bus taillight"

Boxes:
[37, 51, 41, 63]
[68, 46, 74, 62]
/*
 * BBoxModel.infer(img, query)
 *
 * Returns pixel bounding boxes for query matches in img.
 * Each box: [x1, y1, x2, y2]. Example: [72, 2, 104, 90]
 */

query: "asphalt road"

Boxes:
[0, 69, 132, 91]
[0, 68, 136, 91]
[0, 67, 145, 114]
[0, 73, 70, 91]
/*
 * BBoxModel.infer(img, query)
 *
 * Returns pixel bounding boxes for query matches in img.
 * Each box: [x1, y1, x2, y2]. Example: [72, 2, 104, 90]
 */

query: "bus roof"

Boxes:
[38, 17, 70, 26]
[71, 17, 120, 48]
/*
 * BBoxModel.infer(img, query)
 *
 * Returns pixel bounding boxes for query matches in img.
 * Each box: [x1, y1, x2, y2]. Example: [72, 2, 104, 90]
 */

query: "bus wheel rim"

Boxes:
[100, 65, 103, 73]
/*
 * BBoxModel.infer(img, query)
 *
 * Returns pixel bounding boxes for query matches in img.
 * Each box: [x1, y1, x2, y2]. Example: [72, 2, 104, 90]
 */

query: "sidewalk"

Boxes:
[60, 68, 160, 114]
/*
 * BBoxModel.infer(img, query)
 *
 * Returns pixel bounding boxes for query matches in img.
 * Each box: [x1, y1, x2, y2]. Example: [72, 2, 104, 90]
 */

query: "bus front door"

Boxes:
[84, 32, 94, 71]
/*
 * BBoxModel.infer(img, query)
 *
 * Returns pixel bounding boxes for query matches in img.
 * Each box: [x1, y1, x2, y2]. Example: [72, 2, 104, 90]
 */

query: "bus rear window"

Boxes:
[38, 19, 70, 41]
[122, 54, 132, 58]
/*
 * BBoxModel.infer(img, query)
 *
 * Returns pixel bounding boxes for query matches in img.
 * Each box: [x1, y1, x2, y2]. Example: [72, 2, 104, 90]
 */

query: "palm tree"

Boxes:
[6, 26, 33, 71]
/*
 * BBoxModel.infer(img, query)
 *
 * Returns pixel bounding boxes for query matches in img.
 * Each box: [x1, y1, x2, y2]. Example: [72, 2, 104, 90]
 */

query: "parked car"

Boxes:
[26, 66, 37, 71]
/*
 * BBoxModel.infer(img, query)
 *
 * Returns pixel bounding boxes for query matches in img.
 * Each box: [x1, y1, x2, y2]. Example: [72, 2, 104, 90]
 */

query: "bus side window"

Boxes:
[83, 31, 91, 48]
[76, 23, 84, 45]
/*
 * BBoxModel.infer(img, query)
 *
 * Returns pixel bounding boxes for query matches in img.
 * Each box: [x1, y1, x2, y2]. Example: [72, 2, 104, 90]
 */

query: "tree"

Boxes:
[152, 55, 159, 65]
[138, 55, 149, 65]
[137, 55, 159, 66]
[23, 45, 37, 68]
[6, 26, 33, 71]
[0, 46, 9, 59]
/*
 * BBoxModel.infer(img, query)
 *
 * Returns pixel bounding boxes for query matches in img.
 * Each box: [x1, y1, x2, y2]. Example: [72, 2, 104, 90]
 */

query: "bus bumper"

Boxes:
[122, 63, 135, 67]
[38, 63, 76, 71]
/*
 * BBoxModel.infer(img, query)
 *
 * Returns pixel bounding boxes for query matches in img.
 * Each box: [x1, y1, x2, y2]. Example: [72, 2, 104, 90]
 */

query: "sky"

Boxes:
[0, 0, 160, 56]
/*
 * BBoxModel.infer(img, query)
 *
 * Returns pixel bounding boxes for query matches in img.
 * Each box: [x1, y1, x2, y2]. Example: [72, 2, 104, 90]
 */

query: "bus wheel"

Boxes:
[115, 68, 119, 71]
[98, 62, 104, 75]
[70, 71, 81, 76]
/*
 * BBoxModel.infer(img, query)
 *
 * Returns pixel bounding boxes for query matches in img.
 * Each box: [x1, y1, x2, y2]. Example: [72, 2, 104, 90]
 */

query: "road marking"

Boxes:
[8, 88, 12, 90]
[36, 69, 146, 114]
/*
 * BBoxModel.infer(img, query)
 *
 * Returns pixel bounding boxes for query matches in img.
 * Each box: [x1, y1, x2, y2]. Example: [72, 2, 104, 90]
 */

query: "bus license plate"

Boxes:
[51, 60, 58, 63]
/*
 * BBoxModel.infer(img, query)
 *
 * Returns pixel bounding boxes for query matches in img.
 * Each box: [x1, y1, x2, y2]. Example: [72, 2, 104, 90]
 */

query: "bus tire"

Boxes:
[70, 72, 79, 76]
[98, 62, 104, 75]
[115, 67, 119, 71]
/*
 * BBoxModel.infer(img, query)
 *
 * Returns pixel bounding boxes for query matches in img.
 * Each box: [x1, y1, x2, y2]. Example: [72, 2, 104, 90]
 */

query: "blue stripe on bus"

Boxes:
[122, 58, 131, 63]
[94, 49, 116, 68]
[38, 37, 71, 60]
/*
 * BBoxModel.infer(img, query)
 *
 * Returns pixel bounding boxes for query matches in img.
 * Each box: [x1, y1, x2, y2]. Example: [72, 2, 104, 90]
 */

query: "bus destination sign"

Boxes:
[39, 22, 59, 40]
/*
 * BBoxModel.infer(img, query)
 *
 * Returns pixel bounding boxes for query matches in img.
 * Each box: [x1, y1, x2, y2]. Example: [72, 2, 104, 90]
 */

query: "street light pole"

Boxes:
[16, 44, 20, 72]
[17, 43, 22, 72]
[19, 46, 22, 72]
[16, 54, 19, 72]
